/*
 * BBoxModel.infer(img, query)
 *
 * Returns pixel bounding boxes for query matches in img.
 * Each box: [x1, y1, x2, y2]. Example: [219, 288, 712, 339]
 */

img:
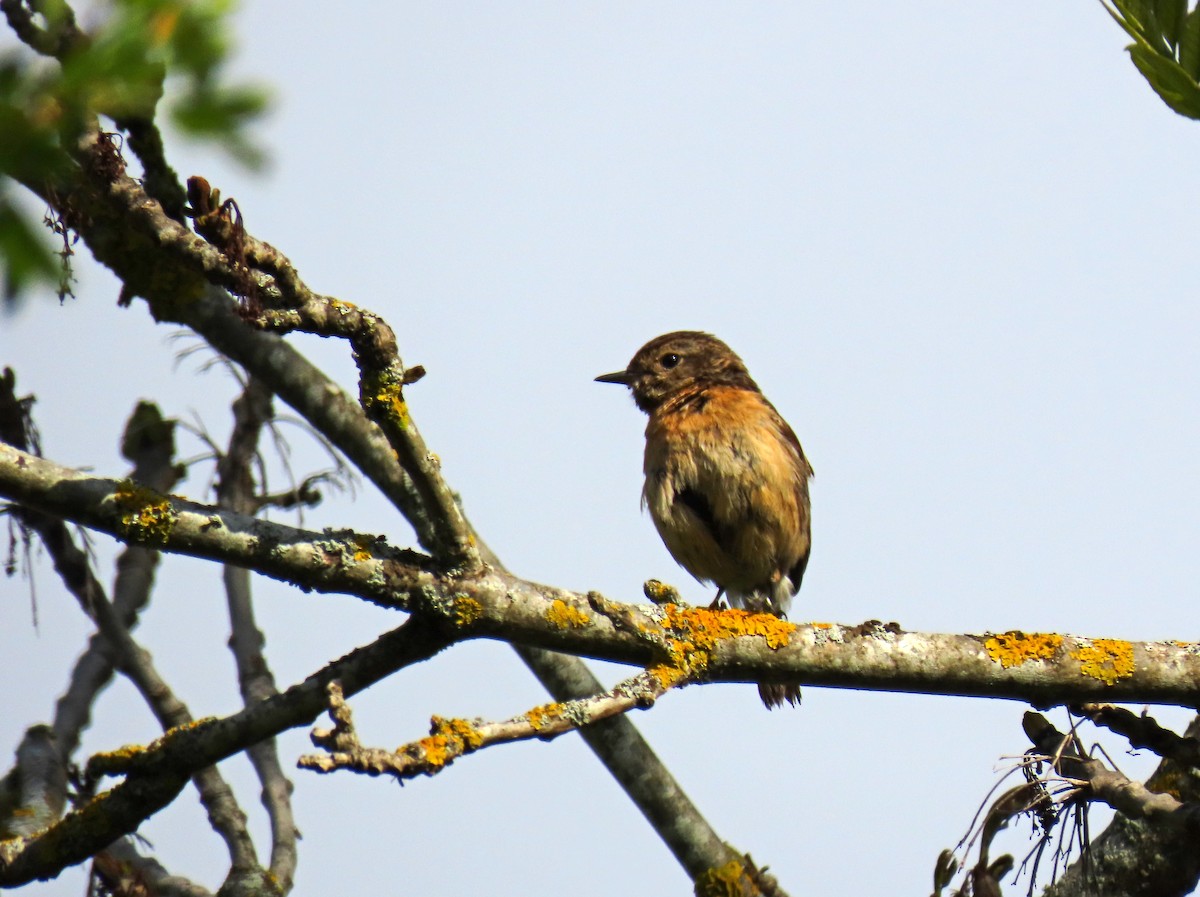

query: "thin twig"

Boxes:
[299, 667, 675, 779]
[216, 377, 299, 892]
[1071, 702, 1200, 770]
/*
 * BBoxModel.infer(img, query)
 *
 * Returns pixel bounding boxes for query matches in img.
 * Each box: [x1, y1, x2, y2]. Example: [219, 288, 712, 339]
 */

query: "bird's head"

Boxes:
[595, 330, 757, 412]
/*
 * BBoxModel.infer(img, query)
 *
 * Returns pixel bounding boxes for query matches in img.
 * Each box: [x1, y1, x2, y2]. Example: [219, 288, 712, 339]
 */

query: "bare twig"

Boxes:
[0, 616, 453, 886]
[93, 837, 215, 897]
[1042, 715, 1200, 897]
[0, 726, 68, 839]
[299, 668, 674, 780]
[216, 377, 299, 893]
[1024, 712, 1200, 834]
[184, 177, 476, 569]
[1071, 702, 1200, 770]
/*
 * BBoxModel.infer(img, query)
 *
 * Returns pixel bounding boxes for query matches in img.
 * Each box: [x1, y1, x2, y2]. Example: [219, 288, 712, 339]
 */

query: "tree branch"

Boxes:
[184, 175, 477, 569]
[4, 443, 1200, 708]
[12, 135, 768, 890]
[0, 617, 452, 886]
[1070, 701, 1200, 770]
[216, 377, 298, 893]
[298, 668, 673, 779]
[1041, 714, 1200, 897]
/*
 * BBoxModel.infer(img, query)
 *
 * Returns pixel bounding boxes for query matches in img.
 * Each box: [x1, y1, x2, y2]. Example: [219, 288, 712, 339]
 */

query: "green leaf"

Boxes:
[1129, 43, 1200, 117]
[1114, 0, 1174, 52]
[1155, 0, 1187, 48]
[0, 99, 70, 187]
[170, 82, 268, 168]
[1113, 0, 1155, 35]
[1178, 8, 1200, 77]
[0, 195, 59, 306]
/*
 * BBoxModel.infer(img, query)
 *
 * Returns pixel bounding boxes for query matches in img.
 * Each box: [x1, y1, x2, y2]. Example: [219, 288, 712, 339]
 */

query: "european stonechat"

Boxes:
[597, 331, 813, 708]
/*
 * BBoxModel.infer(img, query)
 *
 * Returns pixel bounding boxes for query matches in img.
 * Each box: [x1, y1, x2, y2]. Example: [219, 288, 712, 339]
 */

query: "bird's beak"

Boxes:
[595, 370, 631, 385]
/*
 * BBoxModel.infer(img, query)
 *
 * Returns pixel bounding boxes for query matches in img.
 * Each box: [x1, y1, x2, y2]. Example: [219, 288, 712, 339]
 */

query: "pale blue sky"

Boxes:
[4, 3, 1199, 895]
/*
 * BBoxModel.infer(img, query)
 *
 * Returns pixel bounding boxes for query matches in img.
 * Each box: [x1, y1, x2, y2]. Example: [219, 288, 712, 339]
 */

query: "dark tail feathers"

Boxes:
[758, 681, 802, 709]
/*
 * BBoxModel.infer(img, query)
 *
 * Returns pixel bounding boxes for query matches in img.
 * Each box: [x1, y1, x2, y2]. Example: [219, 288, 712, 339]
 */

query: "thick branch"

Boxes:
[1043, 713, 1200, 897]
[0, 617, 451, 886]
[4, 444, 1200, 708]
[11, 142, 751, 890]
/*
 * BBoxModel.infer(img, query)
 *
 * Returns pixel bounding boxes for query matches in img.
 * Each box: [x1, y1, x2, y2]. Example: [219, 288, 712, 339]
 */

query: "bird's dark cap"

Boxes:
[595, 369, 632, 385]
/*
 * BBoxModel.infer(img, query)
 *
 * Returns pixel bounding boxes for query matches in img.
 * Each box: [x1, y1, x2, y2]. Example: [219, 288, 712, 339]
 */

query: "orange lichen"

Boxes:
[655, 605, 795, 682]
[648, 663, 687, 688]
[545, 598, 590, 630]
[526, 702, 564, 731]
[349, 534, 375, 561]
[694, 859, 753, 897]
[811, 621, 833, 629]
[662, 605, 794, 651]
[452, 595, 483, 626]
[413, 716, 483, 770]
[1071, 639, 1135, 685]
[369, 379, 409, 429]
[112, 479, 177, 545]
[642, 579, 680, 604]
[984, 631, 1063, 669]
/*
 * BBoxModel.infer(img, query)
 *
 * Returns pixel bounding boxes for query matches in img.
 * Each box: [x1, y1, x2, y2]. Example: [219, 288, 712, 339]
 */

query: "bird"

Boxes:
[596, 330, 813, 708]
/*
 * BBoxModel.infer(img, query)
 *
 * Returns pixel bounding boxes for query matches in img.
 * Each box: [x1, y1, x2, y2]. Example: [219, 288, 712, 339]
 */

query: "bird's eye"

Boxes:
[660, 353, 681, 369]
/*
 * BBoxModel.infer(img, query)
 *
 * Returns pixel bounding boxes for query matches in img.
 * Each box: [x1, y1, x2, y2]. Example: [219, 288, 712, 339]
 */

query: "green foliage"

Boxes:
[1103, 0, 1200, 118]
[0, 192, 58, 303]
[0, 0, 268, 305]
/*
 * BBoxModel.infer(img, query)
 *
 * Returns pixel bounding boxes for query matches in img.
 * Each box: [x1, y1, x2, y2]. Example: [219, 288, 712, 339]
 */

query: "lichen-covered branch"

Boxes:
[185, 175, 476, 569]
[298, 668, 674, 780]
[1042, 715, 1200, 897]
[0, 392, 262, 877]
[0, 617, 451, 886]
[4, 443, 1200, 709]
[7, 124, 757, 890]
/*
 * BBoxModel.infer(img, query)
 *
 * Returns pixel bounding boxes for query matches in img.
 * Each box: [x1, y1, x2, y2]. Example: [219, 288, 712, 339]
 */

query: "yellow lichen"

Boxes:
[414, 716, 483, 769]
[984, 631, 1063, 669]
[112, 479, 177, 545]
[694, 860, 752, 897]
[654, 605, 795, 683]
[371, 381, 409, 429]
[647, 663, 686, 688]
[545, 598, 590, 630]
[663, 605, 795, 651]
[643, 579, 681, 604]
[452, 595, 483, 626]
[1071, 639, 1135, 685]
[349, 534, 375, 561]
[526, 702, 563, 731]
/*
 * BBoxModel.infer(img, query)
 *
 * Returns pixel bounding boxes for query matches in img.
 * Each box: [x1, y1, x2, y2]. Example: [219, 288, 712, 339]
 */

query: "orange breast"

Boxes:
[641, 386, 811, 605]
